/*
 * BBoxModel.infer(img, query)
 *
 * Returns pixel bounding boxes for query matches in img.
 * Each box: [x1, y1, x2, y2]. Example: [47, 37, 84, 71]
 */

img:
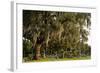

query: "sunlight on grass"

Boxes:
[23, 56, 91, 63]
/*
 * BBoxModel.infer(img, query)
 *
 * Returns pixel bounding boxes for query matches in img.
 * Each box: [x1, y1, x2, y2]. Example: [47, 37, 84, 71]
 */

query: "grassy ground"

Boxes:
[23, 56, 91, 63]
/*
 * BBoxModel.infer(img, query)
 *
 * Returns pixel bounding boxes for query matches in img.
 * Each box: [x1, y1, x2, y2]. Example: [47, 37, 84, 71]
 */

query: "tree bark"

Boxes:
[34, 44, 41, 60]
[43, 49, 46, 58]
[62, 51, 65, 58]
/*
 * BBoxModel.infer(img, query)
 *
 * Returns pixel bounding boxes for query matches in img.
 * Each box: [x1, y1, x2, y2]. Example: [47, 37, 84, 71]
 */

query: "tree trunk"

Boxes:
[43, 49, 46, 58]
[35, 44, 41, 60]
[62, 51, 65, 58]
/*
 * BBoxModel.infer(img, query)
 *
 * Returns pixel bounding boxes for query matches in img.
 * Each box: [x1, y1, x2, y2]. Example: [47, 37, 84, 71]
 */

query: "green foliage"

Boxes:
[23, 38, 33, 57]
[23, 10, 91, 61]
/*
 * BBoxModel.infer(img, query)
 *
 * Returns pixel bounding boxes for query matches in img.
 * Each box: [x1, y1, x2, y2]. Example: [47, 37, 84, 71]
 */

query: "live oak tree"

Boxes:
[23, 10, 91, 60]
